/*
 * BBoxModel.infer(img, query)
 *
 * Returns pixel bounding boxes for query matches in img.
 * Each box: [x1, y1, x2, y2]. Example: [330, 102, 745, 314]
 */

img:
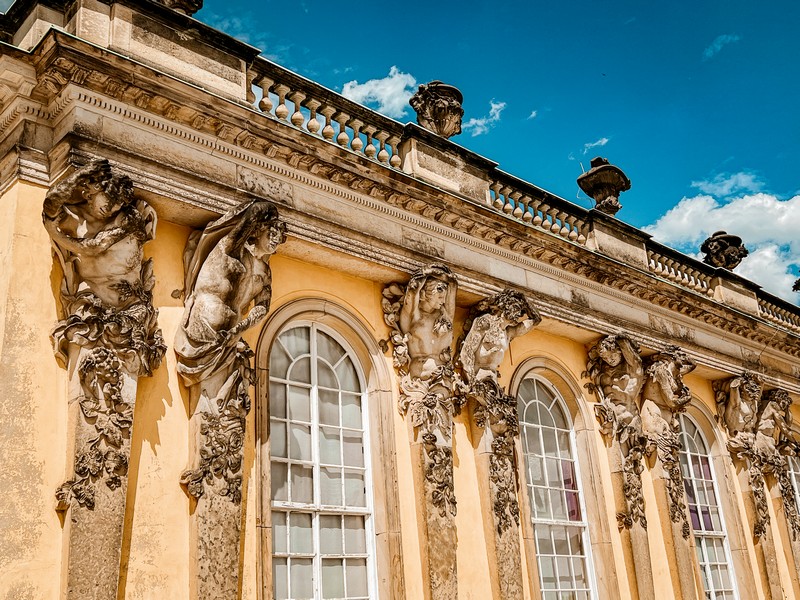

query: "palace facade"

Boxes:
[1, 1, 800, 599]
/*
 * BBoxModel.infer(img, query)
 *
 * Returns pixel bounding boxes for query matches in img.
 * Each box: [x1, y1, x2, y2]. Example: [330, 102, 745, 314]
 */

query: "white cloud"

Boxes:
[341, 66, 416, 119]
[528, 110, 538, 120]
[703, 34, 741, 60]
[690, 171, 763, 196]
[645, 191, 800, 302]
[582, 137, 609, 154]
[463, 100, 506, 137]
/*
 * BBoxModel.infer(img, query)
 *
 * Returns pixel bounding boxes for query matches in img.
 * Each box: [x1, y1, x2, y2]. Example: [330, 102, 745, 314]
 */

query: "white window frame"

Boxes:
[268, 321, 378, 600]
[678, 413, 739, 600]
[517, 374, 598, 600]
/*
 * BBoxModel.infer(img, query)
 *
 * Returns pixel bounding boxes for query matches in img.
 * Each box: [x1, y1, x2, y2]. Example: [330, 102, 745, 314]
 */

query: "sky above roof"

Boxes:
[3, 0, 798, 303]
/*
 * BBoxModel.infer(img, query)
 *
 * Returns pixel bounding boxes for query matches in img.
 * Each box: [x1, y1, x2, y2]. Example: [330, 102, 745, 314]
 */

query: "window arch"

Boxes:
[678, 413, 739, 600]
[256, 298, 405, 600]
[517, 374, 595, 599]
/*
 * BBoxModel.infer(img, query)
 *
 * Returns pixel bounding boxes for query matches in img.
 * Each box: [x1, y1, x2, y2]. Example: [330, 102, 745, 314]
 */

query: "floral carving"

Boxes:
[641, 347, 696, 539]
[584, 334, 647, 529]
[44, 159, 165, 511]
[423, 433, 457, 517]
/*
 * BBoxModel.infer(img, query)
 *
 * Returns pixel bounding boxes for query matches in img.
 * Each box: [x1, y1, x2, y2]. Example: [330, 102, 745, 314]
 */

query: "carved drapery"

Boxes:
[382, 263, 459, 599]
[459, 290, 540, 599]
[175, 199, 285, 600]
[44, 159, 165, 599]
[640, 347, 696, 539]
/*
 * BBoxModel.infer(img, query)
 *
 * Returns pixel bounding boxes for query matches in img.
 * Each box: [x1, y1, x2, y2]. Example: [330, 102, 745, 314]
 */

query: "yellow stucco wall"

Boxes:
[1, 181, 797, 600]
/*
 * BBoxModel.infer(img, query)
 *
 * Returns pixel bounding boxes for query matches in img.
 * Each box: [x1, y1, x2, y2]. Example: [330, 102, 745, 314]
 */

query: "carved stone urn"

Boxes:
[577, 156, 631, 216]
[409, 81, 464, 139]
[700, 231, 749, 270]
[792, 278, 799, 292]
[157, 0, 203, 15]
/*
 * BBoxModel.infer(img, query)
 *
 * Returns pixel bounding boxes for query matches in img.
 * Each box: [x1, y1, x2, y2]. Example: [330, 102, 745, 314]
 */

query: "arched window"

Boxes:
[269, 323, 375, 600]
[679, 414, 738, 600]
[517, 375, 594, 599]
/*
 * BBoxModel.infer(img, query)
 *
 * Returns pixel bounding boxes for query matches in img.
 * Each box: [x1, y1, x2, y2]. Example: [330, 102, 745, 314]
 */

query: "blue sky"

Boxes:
[3, 0, 799, 302]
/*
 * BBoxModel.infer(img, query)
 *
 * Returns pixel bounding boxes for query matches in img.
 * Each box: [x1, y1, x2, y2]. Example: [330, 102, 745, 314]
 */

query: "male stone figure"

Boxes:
[640, 347, 696, 538]
[44, 159, 164, 599]
[459, 290, 540, 600]
[585, 335, 647, 527]
[176, 199, 285, 600]
[382, 263, 459, 599]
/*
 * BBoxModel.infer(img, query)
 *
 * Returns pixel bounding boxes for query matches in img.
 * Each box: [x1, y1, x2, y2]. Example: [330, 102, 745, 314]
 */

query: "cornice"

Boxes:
[7, 34, 800, 367]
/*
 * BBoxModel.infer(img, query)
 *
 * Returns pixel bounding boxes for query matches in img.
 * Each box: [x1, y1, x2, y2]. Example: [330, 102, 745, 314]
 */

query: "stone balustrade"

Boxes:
[488, 172, 590, 244]
[758, 294, 800, 334]
[646, 246, 716, 297]
[248, 57, 405, 169]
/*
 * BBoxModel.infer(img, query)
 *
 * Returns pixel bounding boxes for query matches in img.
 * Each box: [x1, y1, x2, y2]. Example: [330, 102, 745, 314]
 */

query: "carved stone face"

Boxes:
[501, 298, 526, 322]
[599, 339, 622, 367]
[419, 279, 448, 313]
[252, 225, 285, 258]
[85, 191, 117, 220]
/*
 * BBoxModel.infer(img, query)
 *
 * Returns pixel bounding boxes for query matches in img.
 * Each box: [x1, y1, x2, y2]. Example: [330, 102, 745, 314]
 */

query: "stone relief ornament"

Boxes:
[793, 278, 800, 293]
[701, 231, 749, 270]
[175, 199, 285, 600]
[382, 263, 459, 599]
[43, 159, 165, 598]
[576, 157, 631, 216]
[43, 159, 165, 507]
[459, 290, 541, 533]
[584, 335, 647, 528]
[640, 347, 696, 539]
[714, 374, 800, 539]
[409, 81, 465, 139]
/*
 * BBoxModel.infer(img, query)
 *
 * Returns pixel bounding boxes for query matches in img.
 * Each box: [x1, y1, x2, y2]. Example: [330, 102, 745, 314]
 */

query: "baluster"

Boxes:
[334, 112, 351, 147]
[520, 195, 533, 221]
[565, 216, 579, 241]
[273, 84, 291, 121]
[510, 191, 523, 217]
[652, 253, 664, 275]
[349, 119, 364, 153]
[374, 131, 390, 164]
[496, 186, 510, 212]
[489, 182, 501, 209]
[533, 201, 547, 227]
[362, 125, 377, 159]
[288, 91, 306, 128]
[246, 69, 256, 104]
[574, 219, 587, 244]
[505, 189, 519, 214]
[547, 208, 560, 234]
[320, 106, 336, 141]
[257, 76, 274, 113]
[305, 100, 322, 135]
[387, 135, 402, 168]
[556, 211, 570, 237]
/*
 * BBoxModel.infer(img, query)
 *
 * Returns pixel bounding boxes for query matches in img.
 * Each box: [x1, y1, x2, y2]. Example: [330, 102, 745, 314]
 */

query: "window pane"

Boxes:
[318, 361, 338, 389]
[322, 559, 345, 598]
[343, 431, 364, 468]
[273, 557, 288, 600]
[270, 382, 287, 418]
[289, 512, 312, 554]
[345, 470, 366, 506]
[281, 328, 310, 359]
[272, 511, 288, 554]
[289, 357, 311, 384]
[288, 386, 311, 422]
[289, 424, 311, 461]
[270, 344, 292, 379]
[320, 427, 341, 465]
[344, 516, 366, 554]
[317, 331, 346, 365]
[321, 467, 343, 506]
[290, 465, 313, 503]
[341, 393, 363, 429]
[290, 558, 314, 599]
[345, 558, 368, 597]
[271, 422, 287, 458]
[319, 389, 339, 426]
[271, 462, 288, 501]
[320, 515, 343, 554]
[336, 358, 361, 392]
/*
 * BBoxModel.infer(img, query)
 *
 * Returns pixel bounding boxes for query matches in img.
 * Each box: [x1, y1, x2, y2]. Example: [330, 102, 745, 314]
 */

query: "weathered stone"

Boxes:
[409, 81, 464, 139]
[175, 199, 285, 600]
[43, 159, 165, 599]
[577, 157, 631, 215]
[701, 231, 749, 270]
